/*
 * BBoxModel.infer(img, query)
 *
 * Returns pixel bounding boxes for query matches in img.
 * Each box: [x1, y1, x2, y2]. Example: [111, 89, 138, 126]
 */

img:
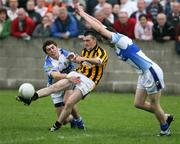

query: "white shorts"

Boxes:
[67, 71, 95, 97]
[51, 91, 65, 107]
[137, 63, 165, 94]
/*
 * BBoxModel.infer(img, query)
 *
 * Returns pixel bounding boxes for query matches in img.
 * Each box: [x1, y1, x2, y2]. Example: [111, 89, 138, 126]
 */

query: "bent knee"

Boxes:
[65, 101, 74, 109]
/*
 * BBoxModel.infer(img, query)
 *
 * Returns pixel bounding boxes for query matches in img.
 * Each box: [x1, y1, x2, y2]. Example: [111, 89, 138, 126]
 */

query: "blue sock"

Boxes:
[160, 123, 168, 131]
[76, 117, 82, 122]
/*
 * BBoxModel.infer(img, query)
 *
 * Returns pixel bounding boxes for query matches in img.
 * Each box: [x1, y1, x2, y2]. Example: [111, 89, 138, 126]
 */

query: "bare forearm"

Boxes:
[75, 55, 101, 65]
[79, 11, 112, 39]
[84, 57, 101, 65]
[80, 11, 103, 32]
[50, 71, 68, 81]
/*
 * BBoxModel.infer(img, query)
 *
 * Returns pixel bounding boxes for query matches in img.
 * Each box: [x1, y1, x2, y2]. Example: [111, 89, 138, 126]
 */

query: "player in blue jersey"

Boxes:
[17, 40, 85, 129]
[75, 5, 174, 136]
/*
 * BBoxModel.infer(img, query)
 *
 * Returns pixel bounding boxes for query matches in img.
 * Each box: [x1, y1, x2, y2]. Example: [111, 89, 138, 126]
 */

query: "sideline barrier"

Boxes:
[0, 37, 179, 94]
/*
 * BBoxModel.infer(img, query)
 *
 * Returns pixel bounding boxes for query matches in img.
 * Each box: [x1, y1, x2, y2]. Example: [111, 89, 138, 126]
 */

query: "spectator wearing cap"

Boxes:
[0, 8, 10, 39]
[51, 7, 78, 39]
[11, 8, 36, 40]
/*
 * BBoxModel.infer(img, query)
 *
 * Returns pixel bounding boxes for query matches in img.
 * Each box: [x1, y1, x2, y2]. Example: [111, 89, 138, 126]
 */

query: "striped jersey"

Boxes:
[76, 44, 108, 85]
[44, 48, 75, 85]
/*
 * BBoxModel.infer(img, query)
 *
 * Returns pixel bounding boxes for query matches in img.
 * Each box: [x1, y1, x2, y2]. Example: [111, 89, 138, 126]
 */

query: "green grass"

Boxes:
[0, 90, 180, 144]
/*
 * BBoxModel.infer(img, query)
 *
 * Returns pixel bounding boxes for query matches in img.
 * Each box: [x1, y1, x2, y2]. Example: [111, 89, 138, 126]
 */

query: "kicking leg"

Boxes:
[37, 79, 71, 98]
[16, 79, 72, 105]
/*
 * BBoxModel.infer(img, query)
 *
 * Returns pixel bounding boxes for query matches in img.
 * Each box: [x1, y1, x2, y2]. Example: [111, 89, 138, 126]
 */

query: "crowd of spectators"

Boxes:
[0, 0, 179, 44]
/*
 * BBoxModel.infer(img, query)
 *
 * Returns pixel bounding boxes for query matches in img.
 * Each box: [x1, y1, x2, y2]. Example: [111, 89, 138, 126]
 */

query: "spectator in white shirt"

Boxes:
[35, 0, 48, 17]
[120, 0, 138, 17]
[7, 0, 19, 20]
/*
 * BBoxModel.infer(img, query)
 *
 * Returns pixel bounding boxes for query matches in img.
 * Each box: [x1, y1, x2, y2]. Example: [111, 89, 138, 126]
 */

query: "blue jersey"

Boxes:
[44, 48, 75, 85]
[111, 32, 154, 74]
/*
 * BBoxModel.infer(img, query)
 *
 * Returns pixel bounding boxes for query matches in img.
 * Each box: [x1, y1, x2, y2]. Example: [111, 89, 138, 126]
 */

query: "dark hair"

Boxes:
[0, 8, 8, 19]
[42, 40, 57, 54]
[84, 30, 99, 40]
[138, 14, 148, 21]
[84, 29, 107, 42]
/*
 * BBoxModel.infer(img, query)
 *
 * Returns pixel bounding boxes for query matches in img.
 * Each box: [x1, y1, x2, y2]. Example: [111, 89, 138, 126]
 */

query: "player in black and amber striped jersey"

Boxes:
[17, 30, 108, 132]
[75, 30, 108, 85]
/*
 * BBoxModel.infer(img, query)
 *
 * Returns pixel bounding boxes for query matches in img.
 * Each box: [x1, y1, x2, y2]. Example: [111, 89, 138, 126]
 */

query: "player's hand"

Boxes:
[21, 33, 28, 37]
[75, 55, 85, 64]
[67, 53, 76, 60]
[62, 33, 69, 39]
[74, 4, 84, 15]
[68, 76, 81, 84]
[70, 54, 82, 63]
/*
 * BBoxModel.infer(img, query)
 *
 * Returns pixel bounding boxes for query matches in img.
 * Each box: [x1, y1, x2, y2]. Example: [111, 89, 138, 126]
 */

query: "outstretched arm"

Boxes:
[75, 4, 113, 40]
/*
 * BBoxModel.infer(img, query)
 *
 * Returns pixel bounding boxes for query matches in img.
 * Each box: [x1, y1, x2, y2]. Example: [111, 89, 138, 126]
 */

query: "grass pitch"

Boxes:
[0, 90, 179, 144]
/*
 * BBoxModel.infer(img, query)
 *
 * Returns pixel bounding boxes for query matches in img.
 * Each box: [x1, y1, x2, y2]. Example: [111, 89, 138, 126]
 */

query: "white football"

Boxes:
[19, 83, 35, 99]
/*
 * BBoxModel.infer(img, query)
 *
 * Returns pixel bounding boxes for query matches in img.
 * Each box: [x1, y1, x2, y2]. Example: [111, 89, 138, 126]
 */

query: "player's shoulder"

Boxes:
[44, 55, 53, 66]
[98, 45, 107, 52]
[60, 48, 71, 57]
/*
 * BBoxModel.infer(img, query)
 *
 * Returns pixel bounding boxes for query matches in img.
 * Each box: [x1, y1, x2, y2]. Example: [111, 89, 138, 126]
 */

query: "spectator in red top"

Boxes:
[11, 8, 36, 40]
[113, 11, 136, 39]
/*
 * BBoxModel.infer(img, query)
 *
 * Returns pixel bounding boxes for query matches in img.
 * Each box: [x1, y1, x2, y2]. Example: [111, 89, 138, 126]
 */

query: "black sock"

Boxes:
[31, 92, 38, 101]
[54, 121, 62, 128]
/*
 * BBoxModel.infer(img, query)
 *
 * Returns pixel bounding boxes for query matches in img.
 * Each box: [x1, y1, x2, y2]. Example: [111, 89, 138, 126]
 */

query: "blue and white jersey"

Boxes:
[44, 48, 75, 85]
[111, 32, 154, 74]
